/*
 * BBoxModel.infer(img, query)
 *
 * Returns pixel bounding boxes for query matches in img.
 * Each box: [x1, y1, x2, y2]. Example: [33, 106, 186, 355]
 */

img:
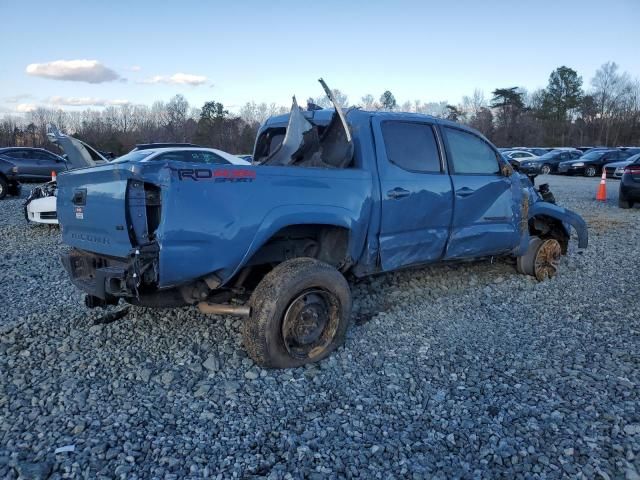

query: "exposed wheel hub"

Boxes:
[534, 238, 561, 281]
[282, 289, 338, 359]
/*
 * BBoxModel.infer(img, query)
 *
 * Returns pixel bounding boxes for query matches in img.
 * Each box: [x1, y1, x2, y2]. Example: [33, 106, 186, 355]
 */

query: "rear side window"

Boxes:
[444, 127, 500, 174]
[381, 121, 441, 173]
[154, 150, 228, 164]
[5, 150, 27, 159]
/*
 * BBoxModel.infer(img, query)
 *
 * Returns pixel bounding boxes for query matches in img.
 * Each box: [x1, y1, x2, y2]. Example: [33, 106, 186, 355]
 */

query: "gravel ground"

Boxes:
[1, 175, 639, 479]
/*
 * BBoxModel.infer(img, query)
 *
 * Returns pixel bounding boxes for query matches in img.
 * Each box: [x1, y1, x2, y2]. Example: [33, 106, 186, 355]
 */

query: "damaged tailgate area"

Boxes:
[254, 79, 355, 169]
[61, 243, 160, 307]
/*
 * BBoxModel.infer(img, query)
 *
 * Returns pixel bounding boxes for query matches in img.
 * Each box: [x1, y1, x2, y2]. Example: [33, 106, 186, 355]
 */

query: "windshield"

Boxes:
[538, 152, 559, 160]
[581, 151, 605, 160]
[112, 150, 155, 163]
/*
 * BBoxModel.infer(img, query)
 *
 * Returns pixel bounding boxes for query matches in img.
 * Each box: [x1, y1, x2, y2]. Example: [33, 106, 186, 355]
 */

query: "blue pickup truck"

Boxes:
[57, 86, 587, 368]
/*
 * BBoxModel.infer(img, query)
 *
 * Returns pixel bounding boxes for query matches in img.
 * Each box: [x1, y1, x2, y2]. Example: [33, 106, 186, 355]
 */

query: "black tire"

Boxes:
[0, 177, 7, 200]
[585, 166, 597, 177]
[7, 182, 21, 197]
[243, 257, 352, 368]
[541, 164, 551, 175]
[619, 192, 632, 209]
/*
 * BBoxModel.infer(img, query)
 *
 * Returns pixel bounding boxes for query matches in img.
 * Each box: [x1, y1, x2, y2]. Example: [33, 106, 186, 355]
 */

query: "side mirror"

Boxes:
[501, 163, 513, 177]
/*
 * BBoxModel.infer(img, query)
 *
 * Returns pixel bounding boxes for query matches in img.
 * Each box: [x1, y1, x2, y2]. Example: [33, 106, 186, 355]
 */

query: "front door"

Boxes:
[372, 116, 454, 271]
[441, 126, 520, 259]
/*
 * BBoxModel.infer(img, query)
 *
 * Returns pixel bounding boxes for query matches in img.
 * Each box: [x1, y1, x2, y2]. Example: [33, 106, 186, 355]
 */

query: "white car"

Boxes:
[503, 150, 539, 162]
[25, 129, 250, 225]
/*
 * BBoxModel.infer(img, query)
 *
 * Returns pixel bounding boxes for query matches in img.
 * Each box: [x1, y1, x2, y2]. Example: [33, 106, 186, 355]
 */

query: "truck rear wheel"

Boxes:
[243, 257, 352, 368]
[517, 237, 562, 281]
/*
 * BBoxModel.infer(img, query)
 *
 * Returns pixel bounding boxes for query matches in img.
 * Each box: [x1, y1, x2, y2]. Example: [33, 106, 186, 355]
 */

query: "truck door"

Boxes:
[441, 126, 520, 259]
[372, 117, 454, 270]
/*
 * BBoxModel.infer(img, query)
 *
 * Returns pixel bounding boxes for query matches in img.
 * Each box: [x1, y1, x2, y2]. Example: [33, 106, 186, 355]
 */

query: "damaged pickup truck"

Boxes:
[58, 80, 588, 368]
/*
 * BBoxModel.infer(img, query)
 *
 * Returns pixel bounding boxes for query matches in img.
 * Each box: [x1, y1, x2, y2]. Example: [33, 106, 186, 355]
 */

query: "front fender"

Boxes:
[528, 201, 588, 249]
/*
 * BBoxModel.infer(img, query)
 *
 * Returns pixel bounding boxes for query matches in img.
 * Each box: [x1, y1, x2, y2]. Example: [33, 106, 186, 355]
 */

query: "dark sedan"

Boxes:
[619, 158, 640, 208]
[518, 149, 582, 175]
[558, 149, 631, 177]
[0, 147, 67, 182]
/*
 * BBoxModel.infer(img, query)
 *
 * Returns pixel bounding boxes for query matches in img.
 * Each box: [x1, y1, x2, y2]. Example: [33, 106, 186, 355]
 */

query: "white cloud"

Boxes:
[4, 94, 33, 103]
[15, 103, 37, 113]
[130, 65, 142, 72]
[140, 72, 207, 86]
[26, 59, 121, 83]
[48, 96, 130, 107]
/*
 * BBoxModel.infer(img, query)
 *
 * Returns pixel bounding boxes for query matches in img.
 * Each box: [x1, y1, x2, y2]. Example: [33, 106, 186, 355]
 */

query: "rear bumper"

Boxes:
[61, 244, 159, 301]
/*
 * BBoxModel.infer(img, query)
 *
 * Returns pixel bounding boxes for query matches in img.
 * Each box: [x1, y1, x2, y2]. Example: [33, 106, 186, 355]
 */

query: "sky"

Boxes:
[1, 0, 639, 115]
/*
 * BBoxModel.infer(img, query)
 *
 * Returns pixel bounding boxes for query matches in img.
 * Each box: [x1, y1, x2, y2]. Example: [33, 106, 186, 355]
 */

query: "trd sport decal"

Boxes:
[175, 168, 256, 182]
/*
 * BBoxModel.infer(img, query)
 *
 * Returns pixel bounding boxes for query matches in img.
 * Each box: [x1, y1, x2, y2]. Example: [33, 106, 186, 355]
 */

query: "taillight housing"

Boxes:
[624, 166, 640, 174]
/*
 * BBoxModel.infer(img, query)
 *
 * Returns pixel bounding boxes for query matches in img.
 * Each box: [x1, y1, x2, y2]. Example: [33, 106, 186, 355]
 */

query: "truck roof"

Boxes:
[262, 108, 487, 141]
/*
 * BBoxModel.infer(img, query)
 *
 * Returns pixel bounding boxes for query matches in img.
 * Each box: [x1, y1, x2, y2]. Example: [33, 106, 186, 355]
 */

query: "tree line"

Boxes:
[1, 61, 638, 156]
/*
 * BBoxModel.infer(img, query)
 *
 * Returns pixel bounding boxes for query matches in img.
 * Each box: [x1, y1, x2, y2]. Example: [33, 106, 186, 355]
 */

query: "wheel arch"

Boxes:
[225, 205, 366, 285]
[528, 202, 588, 252]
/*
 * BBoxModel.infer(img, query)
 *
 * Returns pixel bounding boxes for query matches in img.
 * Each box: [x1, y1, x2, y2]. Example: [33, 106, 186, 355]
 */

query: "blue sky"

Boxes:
[1, 0, 638, 114]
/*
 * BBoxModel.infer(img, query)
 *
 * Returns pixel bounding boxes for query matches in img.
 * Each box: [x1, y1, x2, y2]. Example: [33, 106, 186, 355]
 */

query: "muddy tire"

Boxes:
[585, 166, 597, 177]
[0, 177, 7, 200]
[517, 237, 562, 281]
[541, 164, 551, 175]
[243, 257, 352, 368]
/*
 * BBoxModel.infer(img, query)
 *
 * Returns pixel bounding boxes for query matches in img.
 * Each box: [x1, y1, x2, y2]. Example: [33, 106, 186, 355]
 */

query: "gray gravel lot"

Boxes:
[1, 175, 639, 479]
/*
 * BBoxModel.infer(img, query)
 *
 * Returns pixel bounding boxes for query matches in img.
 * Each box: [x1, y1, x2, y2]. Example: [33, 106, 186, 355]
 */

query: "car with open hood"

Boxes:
[23, 127, 108, 223]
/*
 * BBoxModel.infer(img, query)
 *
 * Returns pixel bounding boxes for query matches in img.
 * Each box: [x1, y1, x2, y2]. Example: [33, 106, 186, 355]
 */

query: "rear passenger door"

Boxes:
[372, 117, 454, 270]
[442, 126, 520, 259]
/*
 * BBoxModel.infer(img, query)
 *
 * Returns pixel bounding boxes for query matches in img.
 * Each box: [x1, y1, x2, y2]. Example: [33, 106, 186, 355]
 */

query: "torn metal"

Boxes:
[262, 79, 354, 169]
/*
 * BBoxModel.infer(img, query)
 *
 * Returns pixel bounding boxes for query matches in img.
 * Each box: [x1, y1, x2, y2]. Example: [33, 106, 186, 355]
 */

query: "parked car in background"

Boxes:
[503, 150, 539, 162]
[131, 143, 203, 152]
[24, 127, 109, 224]
[619, 157, 640, 208]
[605, 153, 640, 179]
[0, 147, 67, 182]
[558, 149, 631, 177]
[516, 147, 551, 156]
[520, 149, 582, 175]
[0, 155, 22, 199]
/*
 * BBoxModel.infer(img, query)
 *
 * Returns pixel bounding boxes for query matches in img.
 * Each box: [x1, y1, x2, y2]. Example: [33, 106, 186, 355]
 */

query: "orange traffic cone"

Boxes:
[596, 168, 606, 201]
[51, 170, 57, 182]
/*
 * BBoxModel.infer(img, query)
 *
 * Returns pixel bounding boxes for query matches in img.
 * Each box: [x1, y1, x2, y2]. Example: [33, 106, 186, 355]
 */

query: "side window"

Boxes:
[154, 151, 189, 162]
[154, 151, 229, 164]
[381, 121, 441, 173]
[6, 150, 26, 159]
[571, 151, 581, 159]
[444, 127, 500, 175]
[186, 150, 228, 164]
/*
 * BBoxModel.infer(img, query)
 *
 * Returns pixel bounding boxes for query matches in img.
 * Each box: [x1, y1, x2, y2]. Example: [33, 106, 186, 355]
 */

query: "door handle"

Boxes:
[456, 187, 475, 197]
[72, 188, 87, 206]
[387, 187, 410, 199]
